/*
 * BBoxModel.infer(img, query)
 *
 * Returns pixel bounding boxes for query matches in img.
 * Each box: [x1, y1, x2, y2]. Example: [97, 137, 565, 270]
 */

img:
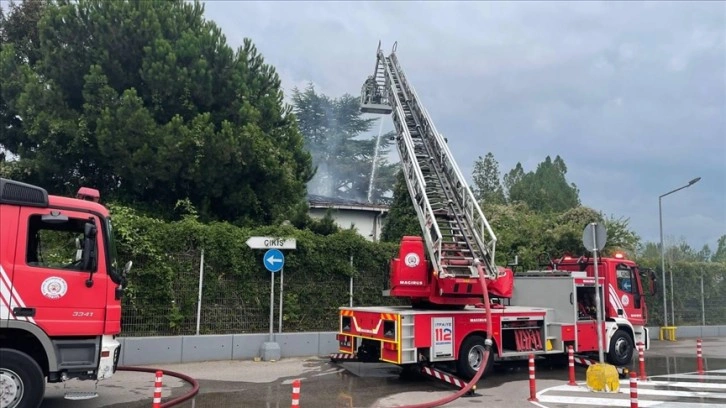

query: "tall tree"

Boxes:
[380, 170, 419, 242]
[291, 83, 397, 204]
[507, 155, 580, 213]
[711, 235, 726, 262]
[472, 152, 506, 205]
[0, 0, 313, 224]
[503, 162, 524, 198]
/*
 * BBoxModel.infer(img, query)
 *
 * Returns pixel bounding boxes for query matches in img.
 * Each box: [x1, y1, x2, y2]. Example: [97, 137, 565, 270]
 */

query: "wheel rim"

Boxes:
[614, 337, 630, 361]
[0, 369, 23, 408]
[468, 345, 485, 370]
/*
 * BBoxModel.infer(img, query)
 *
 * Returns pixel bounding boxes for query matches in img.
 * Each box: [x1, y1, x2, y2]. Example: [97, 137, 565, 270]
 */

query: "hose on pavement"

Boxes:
[117, 365, 200, 407]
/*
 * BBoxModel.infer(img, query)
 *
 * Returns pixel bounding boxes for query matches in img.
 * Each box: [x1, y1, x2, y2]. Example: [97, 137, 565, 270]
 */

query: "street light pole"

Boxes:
[658, 176, 701, 328]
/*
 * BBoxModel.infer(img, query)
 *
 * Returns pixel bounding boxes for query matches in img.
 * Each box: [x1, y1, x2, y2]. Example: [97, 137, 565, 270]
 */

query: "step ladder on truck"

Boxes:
[331, 41, 657, 389]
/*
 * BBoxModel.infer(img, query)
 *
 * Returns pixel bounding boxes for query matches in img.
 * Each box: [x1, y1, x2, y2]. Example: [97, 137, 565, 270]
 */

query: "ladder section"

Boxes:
[384, 47, 498, 281]
[400, 318, 416, 363]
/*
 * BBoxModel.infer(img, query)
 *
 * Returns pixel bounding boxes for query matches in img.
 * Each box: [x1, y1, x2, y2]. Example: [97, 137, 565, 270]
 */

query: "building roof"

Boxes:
[307, 194, 390, 213]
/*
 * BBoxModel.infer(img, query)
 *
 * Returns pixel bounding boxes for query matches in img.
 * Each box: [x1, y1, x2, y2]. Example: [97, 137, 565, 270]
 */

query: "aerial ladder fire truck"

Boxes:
[0, 178, 131, 407]
[332, 42, 655, 385]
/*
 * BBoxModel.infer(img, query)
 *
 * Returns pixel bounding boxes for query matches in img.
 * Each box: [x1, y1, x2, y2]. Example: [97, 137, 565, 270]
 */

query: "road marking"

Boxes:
[535, 369, 726, 407]
[537, 395, 661, 407]
[649, 374, 726, 380]
[618, 379, 726, 390]
[547, 384, 726, 399]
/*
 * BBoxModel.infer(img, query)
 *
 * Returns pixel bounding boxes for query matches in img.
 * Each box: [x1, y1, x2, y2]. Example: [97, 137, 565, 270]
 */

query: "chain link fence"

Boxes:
[121, 249, 404, 337]
[639, 261, 726, 328]
[121, 250, 726, 337]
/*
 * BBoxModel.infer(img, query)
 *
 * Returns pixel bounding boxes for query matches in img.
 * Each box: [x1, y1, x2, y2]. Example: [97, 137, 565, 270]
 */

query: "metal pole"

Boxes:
[592, 225, 604, 364]
[269, 271, 275, 342]
[658, 176, 701, 328]
[349, 254, 354, 307]
[659, 197, 668, 327]
[279, 267, 284, 333]
[670, 263, 676, 327]
[195, 249, 205, 336]
[701, 272, 705, 326]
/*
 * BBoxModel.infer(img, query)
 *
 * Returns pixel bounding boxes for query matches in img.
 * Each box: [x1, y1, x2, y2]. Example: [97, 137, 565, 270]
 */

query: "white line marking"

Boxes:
[649, 374, 726, 381]
[547, 384, 726, 399]
[620, 379, 726, 390]
[537, 395, 661, 407]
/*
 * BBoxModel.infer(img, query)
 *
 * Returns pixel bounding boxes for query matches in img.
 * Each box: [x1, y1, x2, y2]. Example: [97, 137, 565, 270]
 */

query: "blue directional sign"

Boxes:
[263, 249, 284, 273]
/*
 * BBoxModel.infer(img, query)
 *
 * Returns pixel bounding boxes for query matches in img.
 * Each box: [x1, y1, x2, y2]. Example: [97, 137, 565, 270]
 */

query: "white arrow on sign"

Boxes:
[266, 254, 283, 265]
[246, 236, 297, 250]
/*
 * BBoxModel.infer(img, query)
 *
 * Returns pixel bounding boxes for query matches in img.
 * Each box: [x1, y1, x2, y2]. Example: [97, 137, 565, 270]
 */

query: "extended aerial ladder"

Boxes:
[360, 41, 503, 304]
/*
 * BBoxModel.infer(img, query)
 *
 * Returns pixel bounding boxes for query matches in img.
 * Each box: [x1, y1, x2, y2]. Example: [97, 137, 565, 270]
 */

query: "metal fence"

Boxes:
[121, 250, 726, 337]
[121, 249, 402, 337]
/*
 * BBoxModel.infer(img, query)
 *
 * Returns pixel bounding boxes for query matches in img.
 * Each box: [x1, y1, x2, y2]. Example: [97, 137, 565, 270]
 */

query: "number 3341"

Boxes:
[72, 311, 94, 317]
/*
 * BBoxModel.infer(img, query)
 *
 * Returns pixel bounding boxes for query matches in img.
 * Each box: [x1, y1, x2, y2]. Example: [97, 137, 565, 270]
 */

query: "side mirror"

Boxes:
[639, 267, 657, 296]
[82, 221, 97, 287]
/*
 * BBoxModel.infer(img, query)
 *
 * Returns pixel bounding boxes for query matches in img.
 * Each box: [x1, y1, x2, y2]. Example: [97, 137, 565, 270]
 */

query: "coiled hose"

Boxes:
[397, 261, 495, 408]
[117, 366, 200, 407]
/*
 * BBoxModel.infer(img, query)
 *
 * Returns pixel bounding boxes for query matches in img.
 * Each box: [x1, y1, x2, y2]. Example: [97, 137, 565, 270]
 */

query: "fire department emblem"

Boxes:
[404, 253, 420, 267]
[621, 294, 629, 307]
[41, 277, 68, 300]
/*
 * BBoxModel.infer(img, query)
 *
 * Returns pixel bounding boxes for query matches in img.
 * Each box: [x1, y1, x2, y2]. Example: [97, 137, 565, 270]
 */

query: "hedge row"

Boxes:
[110, 204, 726, 336]
[110, 204, 406, 336]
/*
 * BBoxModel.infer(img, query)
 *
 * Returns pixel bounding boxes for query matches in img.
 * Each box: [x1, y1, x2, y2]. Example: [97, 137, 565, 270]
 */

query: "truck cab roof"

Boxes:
[0, 178, 109, 217]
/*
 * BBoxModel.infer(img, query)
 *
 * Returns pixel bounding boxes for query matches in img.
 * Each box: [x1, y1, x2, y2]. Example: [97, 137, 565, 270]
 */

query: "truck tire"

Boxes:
[0, 348, 45, 408]
[456, 335, 494, 381]
[607, 329, 634, 366]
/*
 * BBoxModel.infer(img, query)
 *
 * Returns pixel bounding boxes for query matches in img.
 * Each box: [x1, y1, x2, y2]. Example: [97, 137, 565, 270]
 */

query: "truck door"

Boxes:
[12, 207, 107, 335]
[0, 204, 21, 326]
[612, 263, 645, 326]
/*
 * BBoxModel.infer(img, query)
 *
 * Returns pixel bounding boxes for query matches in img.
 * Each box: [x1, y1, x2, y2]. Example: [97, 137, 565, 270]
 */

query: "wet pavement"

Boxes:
[42, 336, 726, 408]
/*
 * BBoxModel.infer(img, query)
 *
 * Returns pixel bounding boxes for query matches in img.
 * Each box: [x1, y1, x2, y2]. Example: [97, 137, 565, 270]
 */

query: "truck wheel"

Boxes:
[456, 335, 494, 381]
[0, 349, 45, 408]
[607, 329, 634, 366]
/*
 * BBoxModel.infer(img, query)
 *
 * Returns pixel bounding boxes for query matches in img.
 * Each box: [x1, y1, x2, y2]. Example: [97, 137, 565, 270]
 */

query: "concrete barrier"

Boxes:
[646, 325, 726, 340]
[117, 326, 726, 366]
[117, 332, 339, 366]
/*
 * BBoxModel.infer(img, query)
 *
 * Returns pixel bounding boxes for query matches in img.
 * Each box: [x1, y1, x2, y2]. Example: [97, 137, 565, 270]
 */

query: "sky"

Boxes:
[2, 1, 721, 250]
[200, 1, 725, 251]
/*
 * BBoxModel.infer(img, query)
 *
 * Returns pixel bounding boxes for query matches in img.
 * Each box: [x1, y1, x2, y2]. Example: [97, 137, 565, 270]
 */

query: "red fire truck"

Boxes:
[332, 42, 655, 382]
[0, 178, 130, 407]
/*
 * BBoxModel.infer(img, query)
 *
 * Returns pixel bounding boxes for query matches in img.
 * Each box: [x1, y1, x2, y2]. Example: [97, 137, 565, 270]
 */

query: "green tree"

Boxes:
[380, 170, 420, 242]
[0, 0, 313, 224]
[472, 152, 506, 205]
[503, 162, 524, 198]
[291, 83, 397, 204]
[712, 235, 726, 262]
[507, 155, 580, 213]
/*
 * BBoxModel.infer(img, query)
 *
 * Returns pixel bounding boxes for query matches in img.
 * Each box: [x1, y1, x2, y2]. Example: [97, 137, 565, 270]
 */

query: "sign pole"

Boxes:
[269, 270, 275, 342]
[251, 242, 291, 361]
[278, 266, 284, 333]
[582, 222, 607, 364]
[592, 227, 604, 364]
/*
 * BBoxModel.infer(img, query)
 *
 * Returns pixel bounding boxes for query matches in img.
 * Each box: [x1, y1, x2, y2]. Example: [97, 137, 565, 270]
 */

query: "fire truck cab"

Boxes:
[0, 178, 129, 407]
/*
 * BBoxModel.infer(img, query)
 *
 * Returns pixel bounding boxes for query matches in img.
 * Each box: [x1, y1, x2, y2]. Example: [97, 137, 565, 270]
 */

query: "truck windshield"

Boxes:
[105, 217, 120, 278]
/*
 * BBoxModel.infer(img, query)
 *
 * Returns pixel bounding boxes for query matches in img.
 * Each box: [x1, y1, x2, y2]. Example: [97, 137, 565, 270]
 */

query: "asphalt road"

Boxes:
[41, 337, 726, 408]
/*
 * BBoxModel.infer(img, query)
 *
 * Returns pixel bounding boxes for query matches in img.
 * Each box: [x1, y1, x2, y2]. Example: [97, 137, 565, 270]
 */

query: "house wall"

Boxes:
[308, 208, 387, 241]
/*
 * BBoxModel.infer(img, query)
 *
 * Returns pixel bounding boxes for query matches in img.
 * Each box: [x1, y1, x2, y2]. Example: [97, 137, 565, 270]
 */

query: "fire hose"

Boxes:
[397, 260, 494, 408]
[117, 366, 200, 407]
